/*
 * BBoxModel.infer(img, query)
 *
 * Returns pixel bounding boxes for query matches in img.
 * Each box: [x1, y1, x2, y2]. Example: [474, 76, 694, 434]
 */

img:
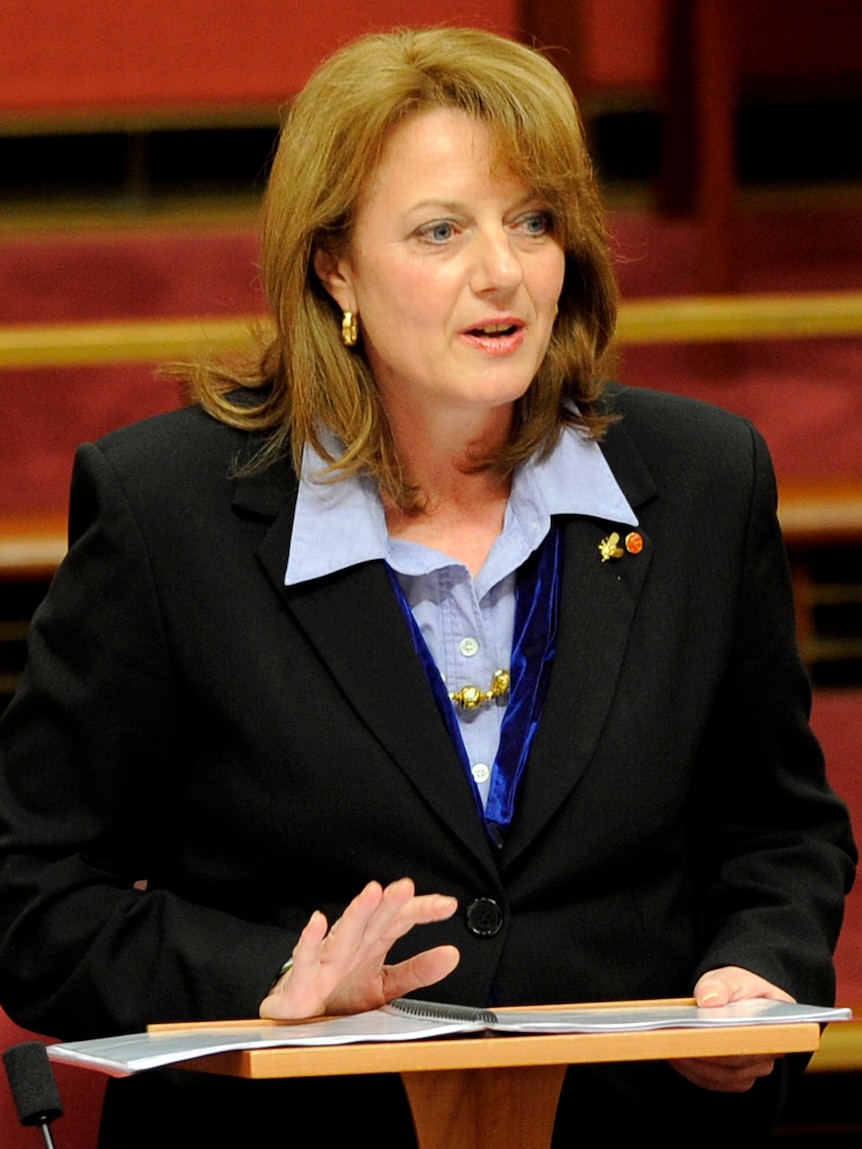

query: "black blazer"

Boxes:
[0, 385, 854, 1137]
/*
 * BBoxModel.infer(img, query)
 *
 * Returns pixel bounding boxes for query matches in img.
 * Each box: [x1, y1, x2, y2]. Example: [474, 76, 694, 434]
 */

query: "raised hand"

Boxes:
[259, 877, 460, 1020]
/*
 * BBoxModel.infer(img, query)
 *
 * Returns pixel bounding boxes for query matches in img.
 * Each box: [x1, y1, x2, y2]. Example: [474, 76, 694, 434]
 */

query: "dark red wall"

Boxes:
[3, 0, 519, 113]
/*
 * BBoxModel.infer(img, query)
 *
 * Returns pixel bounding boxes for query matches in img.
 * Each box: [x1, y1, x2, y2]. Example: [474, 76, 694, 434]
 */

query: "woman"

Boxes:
[0, 27, 854, 1145]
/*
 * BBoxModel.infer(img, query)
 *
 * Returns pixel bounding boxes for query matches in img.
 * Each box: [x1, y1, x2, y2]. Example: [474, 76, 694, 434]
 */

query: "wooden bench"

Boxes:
[0, 512, 67, 581]
[779, 482, 862, 671]
[4, 484, 862, 675]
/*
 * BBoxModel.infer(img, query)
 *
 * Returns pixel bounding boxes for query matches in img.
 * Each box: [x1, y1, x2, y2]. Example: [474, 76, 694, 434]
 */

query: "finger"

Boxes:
[694, 971, 733, 1007]
[369, 877, 451, 931]
[311, 879, 421, 978]
[291, 909, 329, 973]
[325, 879, 456, 966]
[671, 1055, 773, 1090]
[315, 943, 460, 1017]
[694, 966, 795, 1007]
[670, 1055, 776, 1092]
[374, 888, 459, 949]
[315, 880, 387, 967]
[259, 910, 332, 1019]
[379, 944, 462, 1001]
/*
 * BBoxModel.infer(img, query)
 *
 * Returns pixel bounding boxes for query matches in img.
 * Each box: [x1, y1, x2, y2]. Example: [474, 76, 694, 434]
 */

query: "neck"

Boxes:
[385, 401, 513, 511]
[383, 402, 514, 576]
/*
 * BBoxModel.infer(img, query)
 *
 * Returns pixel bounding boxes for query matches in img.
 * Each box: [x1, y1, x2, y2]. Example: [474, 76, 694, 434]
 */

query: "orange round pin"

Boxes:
[625, 532, 644, 554]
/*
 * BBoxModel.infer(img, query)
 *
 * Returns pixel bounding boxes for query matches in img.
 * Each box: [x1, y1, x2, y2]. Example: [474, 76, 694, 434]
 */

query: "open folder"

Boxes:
[46, 998, 851, 1078]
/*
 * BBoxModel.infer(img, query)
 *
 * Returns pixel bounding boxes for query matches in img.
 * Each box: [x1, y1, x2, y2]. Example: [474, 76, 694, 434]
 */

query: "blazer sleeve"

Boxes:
[0, 442, 293, 1039]
[687, 423, 856, 1003]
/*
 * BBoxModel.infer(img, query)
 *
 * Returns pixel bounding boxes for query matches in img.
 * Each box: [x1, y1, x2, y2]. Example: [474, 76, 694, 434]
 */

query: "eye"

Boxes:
[415, 220, 457, 244]
[515, 210, 553, 238]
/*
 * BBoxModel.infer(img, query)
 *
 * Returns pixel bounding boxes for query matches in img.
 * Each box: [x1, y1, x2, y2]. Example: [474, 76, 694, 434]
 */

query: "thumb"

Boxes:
[693, 970, 733, 1008]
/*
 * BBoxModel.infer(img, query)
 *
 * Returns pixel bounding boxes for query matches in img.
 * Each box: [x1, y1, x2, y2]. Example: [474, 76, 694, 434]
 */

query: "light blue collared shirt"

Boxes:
[286, 427, 637, 807]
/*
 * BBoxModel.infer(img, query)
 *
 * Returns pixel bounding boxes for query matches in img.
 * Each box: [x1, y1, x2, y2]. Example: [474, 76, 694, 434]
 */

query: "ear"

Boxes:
[313, 247, 356, 314]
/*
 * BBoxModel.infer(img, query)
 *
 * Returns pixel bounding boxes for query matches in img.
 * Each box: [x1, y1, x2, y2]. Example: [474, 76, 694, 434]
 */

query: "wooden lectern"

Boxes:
[157, 999, 825, 1149]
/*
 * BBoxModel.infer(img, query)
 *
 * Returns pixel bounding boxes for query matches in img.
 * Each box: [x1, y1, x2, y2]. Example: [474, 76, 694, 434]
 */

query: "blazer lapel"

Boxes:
[502, 418, 658, 867]
[231, 412, 658, 872]
[233, 466, 496, 868]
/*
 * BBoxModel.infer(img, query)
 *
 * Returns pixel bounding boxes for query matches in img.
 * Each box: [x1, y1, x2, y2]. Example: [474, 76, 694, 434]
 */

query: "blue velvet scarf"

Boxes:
[387, 524, 561, 847]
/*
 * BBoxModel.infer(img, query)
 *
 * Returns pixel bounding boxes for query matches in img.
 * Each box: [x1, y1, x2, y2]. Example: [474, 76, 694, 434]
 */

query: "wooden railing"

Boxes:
[3, 291, 862, 675]
[618, 292, 862, 343]
[0, 316, 259, 370]
[2, 291, 862, 370]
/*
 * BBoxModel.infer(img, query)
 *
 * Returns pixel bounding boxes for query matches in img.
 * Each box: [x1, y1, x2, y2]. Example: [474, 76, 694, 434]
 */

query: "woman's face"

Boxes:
[316, 108, 565, 427]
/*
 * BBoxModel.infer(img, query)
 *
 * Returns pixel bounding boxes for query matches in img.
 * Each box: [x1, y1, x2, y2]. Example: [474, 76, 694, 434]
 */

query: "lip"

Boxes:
[459, 317, 526, 356]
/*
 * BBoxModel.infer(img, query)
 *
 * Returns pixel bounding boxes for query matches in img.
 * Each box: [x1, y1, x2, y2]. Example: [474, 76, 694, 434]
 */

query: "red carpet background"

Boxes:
[613, 205, 862, 486]
[0, 222, 262, 515]
[810, 690, 862, 1004]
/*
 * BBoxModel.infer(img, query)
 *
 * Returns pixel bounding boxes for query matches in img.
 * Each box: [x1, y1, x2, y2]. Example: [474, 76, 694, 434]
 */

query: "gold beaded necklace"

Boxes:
[448, 669, 510, 710]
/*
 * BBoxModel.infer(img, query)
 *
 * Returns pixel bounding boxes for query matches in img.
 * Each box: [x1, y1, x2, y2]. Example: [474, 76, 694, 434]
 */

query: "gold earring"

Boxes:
[341, 310, 358, 347]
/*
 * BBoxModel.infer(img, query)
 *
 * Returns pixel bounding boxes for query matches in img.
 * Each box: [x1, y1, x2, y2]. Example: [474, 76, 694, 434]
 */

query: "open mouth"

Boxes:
[461, 320, 526, 355]
[468, 323, 521, 338]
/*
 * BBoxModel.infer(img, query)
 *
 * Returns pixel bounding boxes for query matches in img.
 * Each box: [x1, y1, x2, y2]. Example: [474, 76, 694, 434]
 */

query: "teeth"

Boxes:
[479, 324, 514, 334]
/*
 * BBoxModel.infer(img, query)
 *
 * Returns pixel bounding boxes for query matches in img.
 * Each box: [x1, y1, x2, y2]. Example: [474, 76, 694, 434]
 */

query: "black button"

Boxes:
[465, 897, 503, 937]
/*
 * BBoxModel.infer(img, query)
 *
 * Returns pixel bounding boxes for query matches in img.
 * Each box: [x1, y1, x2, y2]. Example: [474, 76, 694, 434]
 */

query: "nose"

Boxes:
[470, 227, 524, 296]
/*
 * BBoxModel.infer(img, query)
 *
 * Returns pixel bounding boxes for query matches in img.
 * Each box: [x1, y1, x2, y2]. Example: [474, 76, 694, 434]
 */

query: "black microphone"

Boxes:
[3, 1041, 63, 1148]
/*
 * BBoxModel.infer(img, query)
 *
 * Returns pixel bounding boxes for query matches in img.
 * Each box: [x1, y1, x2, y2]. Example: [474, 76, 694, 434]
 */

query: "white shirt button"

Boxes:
[471, 763, 491, 784]
[459, 636, 480, 657]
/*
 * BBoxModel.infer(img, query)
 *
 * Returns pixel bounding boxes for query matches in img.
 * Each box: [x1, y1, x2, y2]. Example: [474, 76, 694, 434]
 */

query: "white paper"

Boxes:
[46, 999, 851, 1078]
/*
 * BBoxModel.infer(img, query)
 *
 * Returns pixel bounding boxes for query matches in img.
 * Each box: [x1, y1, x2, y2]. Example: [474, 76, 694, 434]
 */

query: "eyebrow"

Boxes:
[405, 192, 543, 217]
[405, 200, 467, 216]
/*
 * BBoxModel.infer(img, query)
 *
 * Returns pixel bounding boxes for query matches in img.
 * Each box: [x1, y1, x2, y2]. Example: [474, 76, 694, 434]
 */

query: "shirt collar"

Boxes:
[285, 425, 637, 587]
